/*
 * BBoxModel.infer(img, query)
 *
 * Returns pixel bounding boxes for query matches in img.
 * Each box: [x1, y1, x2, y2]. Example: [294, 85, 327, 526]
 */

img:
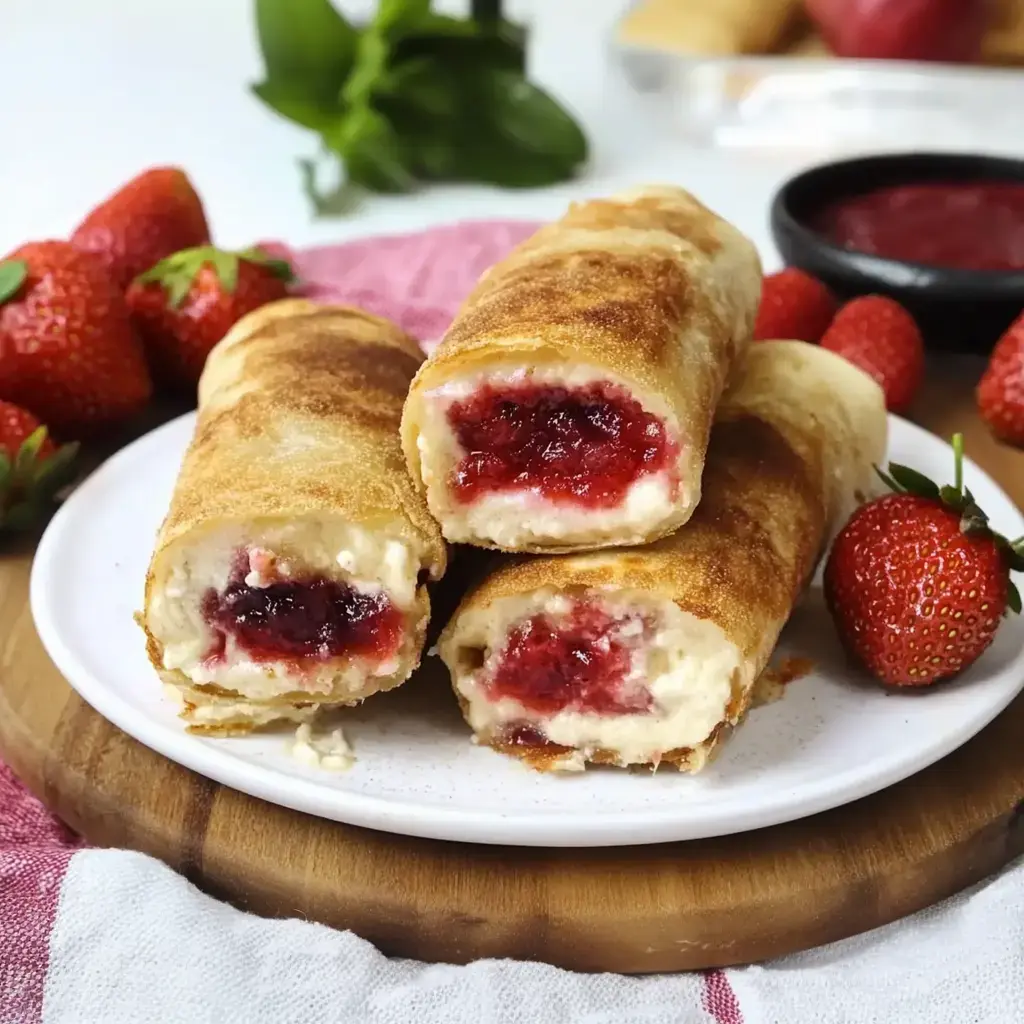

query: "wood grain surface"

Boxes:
[1, 359, 1023, 974]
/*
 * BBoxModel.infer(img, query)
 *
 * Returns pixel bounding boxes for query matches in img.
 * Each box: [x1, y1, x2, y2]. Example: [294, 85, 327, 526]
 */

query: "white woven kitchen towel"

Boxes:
[20, 848, 1020, 1024]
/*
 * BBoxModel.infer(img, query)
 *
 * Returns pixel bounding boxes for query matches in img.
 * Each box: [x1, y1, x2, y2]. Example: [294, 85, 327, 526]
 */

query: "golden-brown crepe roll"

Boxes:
[439, 342, 886, 771]
[141, 299, 446, 734]
[401, 186, 762, 553]
[618, 0, 803, 56]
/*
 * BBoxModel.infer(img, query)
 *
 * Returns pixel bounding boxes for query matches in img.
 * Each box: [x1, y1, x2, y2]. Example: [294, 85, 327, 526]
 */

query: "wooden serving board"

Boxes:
[1, 361, 1023, 974]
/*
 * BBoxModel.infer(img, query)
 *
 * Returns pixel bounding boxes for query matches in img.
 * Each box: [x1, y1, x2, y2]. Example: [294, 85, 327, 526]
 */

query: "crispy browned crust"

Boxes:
[152, 300, 444, 570]
[442, 341, 888, 767]
[458, 687, 748, 773]
[401, 186, 763, 551]
[157, 588, 433, 737]
[141, 299, 447, 708]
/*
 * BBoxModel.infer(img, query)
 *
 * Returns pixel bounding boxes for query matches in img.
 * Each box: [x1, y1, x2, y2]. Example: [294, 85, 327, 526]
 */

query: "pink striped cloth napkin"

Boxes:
[1, 221, 1022, 1024]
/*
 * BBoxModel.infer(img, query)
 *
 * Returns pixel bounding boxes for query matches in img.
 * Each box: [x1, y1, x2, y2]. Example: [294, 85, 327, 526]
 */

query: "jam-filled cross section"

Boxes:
[201, 550, 404, 665]
[446, 381, 675, 508]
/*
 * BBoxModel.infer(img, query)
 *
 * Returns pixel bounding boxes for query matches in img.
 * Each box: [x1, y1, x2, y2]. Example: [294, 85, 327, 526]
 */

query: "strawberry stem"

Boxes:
[952, 432, 964, 495]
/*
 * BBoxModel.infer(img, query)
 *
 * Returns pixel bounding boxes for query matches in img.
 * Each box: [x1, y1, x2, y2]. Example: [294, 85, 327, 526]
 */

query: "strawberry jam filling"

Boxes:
[201, 551, 403, 664]
[486, 603, 652, 716]
[446, 381, 674, 508]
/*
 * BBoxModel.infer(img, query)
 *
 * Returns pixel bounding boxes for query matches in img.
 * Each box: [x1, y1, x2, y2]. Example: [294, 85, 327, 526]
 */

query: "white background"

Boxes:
[0, 0, 812, 259]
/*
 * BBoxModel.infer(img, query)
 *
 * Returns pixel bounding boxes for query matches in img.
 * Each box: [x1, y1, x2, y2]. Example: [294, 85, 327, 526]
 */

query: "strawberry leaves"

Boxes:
[0, 427, 79, 532]
[134, 246, 296, 309]
[0, 260, 27, 305]
[874, 432, 1022, 615]
[875, 463, 938, 499]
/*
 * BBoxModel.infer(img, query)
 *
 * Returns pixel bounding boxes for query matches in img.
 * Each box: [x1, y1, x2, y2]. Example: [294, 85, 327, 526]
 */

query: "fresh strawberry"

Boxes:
[0, 401, 78, 531]
[126, 246, 294, 390]
[820, 295, 925, 413]
[805, 0, 988, 63]
[824, 434, 1022, 688]
[0, 242, 153, 435]
[753, 268, 837, 343]
[70, 167, 211, 289]
[977, 310, 1024, 448]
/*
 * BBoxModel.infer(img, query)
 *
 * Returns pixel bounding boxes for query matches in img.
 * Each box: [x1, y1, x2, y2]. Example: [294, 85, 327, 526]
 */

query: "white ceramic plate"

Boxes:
[30, 413, 1024, 847]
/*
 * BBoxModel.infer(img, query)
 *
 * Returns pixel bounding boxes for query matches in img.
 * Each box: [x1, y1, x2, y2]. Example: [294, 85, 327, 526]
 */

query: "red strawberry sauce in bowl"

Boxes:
[770, 153, 1024, 353]
[811, 182, 1024, 274]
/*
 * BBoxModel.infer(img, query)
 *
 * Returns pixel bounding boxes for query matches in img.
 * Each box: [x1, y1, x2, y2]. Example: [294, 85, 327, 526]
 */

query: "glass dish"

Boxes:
[613, 44, 1024, 158]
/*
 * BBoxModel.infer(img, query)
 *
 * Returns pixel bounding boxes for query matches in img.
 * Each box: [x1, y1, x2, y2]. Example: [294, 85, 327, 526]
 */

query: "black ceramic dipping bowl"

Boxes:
[770, 152, 1024, 354]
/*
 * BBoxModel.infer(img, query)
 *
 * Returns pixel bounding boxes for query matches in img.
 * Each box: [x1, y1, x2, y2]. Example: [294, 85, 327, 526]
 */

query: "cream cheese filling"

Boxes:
[445, 589, 744, 766]
[148, 519, 423, 699]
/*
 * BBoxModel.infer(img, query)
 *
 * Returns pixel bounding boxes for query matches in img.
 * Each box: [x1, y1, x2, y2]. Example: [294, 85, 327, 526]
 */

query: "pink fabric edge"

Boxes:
[703, 969, 745, 1023]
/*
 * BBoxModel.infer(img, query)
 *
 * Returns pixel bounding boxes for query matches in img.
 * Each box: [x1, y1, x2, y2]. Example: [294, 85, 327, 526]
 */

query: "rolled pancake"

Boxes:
[439, 342, 887, 770]
[141, 299, 446, 734]
[401, 185, 762, 553]
[619, 0, 804, 56]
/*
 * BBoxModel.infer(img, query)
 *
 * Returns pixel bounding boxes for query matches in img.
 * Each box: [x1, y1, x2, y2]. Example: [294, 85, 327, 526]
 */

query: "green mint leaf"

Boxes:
[393, 22, 525, 74]
[403, 13, 480, 38]
[0, 451, 11, 494]
[375, 0, 430, 37]
[483, 71, 587, 168]
[887, 463, 940, 500]
[1007, 579, 1021, 616]
[325, 108, 416, 193]
[255, 0, 356, 107]
[341, 30, 391, 107]
[438, 68, 584, 186]
[251, 80, 342, 132]
[0, 260, 27, 304]
[299, 156, 364, 217]
[472, 0, 502, 25]
[377, 58, 461, 120]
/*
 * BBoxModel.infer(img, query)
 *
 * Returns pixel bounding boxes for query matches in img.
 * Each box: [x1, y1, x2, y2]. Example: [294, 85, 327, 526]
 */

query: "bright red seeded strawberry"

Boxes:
[70, 167, 211, 289]
[824, 434, 1022, 688]
[0, 400, 78, 531]
[126, 246, 294, 391]
[977, 310, 1024, 448]
[0, 241, 153, 435]
[820, 295, 925, 413]
[753, 268, 837, 343]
